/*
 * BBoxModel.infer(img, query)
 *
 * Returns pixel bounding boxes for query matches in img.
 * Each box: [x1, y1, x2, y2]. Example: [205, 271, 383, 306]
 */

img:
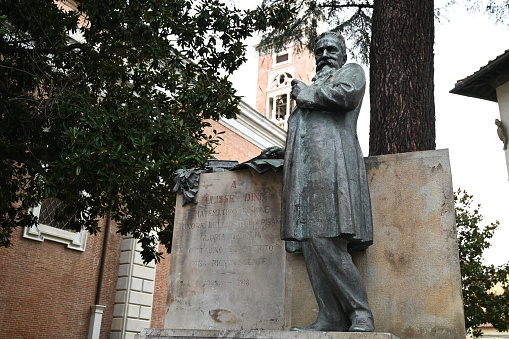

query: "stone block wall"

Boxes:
[287, 150, 465, 339]
[164, 149, 465, 339]
[111, 236, 157, 339]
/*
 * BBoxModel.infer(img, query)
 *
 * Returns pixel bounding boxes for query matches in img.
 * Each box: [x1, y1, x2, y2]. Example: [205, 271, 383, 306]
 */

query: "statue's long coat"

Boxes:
[281, 63, 373, 250]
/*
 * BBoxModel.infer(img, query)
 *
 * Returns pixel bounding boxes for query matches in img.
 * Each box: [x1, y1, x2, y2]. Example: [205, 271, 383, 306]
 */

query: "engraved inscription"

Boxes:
[167, 171, 285, 331]
[186, 192, 279, 286]
[244, 192, 262, 201]
[204, 195, 235, 204]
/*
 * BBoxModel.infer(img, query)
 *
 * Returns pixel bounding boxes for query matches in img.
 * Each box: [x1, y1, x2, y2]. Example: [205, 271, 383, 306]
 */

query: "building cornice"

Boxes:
[218, 101, 286, 149]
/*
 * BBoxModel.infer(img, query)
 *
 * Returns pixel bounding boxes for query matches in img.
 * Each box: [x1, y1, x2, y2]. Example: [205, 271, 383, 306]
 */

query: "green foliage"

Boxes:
[485, 0, 509, 23]
[0, 15, 8, 35]
[0, 0, 291, 263]
[455, 189, 509, 337]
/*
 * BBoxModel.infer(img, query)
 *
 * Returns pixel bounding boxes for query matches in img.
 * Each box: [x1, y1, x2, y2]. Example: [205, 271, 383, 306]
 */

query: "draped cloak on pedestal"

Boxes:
[281, 63, 373, 251]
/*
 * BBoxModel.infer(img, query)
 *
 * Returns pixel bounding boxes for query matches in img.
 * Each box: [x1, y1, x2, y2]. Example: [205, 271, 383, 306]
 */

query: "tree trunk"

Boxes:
[369, 0, 436, 156]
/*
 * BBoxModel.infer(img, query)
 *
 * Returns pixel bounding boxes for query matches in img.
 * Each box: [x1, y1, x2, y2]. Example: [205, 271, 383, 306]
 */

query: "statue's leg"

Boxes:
[307, 237, 374, 332]
[291, 240, 349, 331]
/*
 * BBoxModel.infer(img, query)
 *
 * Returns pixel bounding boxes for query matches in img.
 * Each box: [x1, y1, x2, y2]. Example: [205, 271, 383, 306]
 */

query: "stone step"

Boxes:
[137, 329, 400, 339]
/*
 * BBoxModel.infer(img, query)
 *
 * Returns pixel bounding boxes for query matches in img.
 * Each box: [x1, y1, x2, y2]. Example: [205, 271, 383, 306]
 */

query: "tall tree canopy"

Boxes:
[0, 0, 290, 262]
[455, 190, 509, 337]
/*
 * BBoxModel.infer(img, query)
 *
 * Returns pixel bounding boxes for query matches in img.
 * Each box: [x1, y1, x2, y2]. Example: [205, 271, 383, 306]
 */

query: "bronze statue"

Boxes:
[261, 31, 374, 332]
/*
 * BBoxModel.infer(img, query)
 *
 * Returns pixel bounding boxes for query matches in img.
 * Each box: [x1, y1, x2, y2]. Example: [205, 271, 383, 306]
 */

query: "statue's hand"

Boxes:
[259, 146, 285, 159]
[291, 79, 307, 100]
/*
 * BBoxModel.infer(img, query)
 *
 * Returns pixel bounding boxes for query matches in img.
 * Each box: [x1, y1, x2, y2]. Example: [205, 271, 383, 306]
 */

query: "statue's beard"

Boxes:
[316, 58, 339, 73]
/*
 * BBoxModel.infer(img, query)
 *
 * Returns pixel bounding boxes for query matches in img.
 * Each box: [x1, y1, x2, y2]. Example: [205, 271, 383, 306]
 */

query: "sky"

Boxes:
[229, 3, 509, 267]
[433, 7, 509, 267]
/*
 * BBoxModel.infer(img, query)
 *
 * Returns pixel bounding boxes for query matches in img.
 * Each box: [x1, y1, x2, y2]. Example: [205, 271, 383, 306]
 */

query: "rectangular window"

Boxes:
[39, 197, 74, 229]
[276, 53, 289, 64]
[268, 97, 274, 120]
[23, 199, 87, 251]
[275, 95, 287, 120]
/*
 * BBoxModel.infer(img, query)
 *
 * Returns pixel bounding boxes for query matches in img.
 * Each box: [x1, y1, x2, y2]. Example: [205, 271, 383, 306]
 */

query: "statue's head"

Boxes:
[496, 119, 502, 126]
[314, 31, 347, 72]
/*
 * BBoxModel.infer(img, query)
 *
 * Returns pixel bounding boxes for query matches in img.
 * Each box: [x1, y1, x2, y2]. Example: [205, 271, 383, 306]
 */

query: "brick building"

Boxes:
[0, 218, 121, 339]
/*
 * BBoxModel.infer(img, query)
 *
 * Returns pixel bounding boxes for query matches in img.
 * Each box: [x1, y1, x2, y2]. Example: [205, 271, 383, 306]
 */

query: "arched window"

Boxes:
[269, 72, 293, 90]
[266, 71, 296, 130]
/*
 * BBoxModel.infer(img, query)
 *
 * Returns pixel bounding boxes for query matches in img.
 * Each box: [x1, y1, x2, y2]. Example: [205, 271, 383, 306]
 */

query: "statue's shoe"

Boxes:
[348, 317, 375, 332]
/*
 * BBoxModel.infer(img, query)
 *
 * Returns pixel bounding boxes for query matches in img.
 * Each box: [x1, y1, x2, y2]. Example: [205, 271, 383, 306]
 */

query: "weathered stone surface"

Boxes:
[358, 149, 465, 339]
[165, 170, 287, 330]
[137, 329, 400, 339]
[284, 253, 318, 328]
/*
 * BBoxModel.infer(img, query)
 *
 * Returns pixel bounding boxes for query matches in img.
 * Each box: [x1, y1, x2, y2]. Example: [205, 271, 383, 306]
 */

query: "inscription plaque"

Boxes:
[165, 170, 286, 330]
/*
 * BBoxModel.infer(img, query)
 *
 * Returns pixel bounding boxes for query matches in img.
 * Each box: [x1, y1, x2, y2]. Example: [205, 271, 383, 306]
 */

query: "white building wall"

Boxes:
[496, 80, 509, 179]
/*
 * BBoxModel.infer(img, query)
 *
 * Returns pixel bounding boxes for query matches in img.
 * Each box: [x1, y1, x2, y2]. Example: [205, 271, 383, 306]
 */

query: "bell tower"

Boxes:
[256, 45, 315, 130]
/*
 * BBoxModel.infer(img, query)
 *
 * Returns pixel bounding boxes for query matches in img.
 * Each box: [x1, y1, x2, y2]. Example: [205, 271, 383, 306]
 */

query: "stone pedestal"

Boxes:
[166, 170, 288, 330]
[357, 150, 465, 338]
[164, 149, 465, 339]
[137, 329, 400, 339]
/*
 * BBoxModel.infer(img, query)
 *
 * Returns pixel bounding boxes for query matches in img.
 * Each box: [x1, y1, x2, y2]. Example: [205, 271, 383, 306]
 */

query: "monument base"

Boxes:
[162, 149, 464, 339]
[136, 329, 400, 339]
